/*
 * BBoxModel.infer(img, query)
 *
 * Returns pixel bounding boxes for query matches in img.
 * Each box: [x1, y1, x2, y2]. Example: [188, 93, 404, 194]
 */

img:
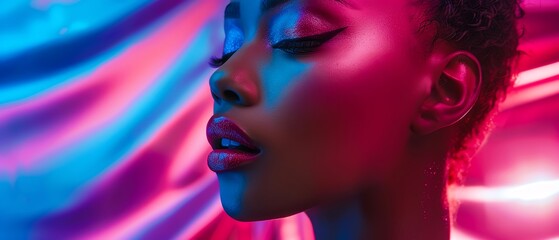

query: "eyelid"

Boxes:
[271, 27, 347, 50]
[211, 22, 244, 68]
[210, 27, 347, 67]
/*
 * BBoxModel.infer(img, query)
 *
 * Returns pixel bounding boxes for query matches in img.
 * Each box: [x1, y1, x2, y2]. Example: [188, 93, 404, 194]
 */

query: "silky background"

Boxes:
[1, 0, 558, 239]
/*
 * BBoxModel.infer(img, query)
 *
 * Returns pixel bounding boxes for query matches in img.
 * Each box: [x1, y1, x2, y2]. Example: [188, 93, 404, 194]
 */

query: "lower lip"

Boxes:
[207, 149, 259, 172]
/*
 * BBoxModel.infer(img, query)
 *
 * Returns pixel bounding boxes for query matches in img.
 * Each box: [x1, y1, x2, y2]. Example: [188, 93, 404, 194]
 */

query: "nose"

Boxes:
[209, 68, 260, 107]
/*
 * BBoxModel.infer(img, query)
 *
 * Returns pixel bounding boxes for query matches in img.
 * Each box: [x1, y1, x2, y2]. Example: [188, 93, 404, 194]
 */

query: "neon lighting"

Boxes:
[502, 76, 559, 109]
[452, 179, 559, 202]
[515, 61, 559, 87]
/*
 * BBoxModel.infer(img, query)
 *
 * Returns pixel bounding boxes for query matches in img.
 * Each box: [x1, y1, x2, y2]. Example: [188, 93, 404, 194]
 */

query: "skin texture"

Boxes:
[208, 0, 481, 239]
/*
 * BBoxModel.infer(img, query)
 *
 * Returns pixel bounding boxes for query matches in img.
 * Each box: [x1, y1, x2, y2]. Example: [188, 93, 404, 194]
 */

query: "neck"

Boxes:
[305, 135, 451, 240]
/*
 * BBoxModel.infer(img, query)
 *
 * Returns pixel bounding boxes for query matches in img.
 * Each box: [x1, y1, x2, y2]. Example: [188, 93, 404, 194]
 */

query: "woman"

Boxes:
[205, 0, 523, 239]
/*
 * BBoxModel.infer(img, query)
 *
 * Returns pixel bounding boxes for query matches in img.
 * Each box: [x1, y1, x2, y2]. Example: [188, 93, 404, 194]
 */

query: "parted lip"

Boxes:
[206, 116, 260, 153]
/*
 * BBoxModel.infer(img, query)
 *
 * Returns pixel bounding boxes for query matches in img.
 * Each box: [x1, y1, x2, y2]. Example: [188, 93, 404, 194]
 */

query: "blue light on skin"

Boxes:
[263, 3, 351, 108]
[221, 1, 244, 56]
[216, 1, 310, 113]
[239, 1, 260, 42]
[261, 50, 311, 110]
[217, 171, 249, 219]
[267, 2, 302, 46]
[229, 1, 312, 109]
[224, 20, 244, 55]
[213, 0, 313, 219]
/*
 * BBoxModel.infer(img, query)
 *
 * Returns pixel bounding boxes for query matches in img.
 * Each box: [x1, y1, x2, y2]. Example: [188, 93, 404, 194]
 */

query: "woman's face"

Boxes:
[208, 0, 433, 220]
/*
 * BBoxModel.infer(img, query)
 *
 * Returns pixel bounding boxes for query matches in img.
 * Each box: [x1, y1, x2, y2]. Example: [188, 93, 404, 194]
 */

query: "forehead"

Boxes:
[228, 0, 419, 19]
[227, 0, 354, 13]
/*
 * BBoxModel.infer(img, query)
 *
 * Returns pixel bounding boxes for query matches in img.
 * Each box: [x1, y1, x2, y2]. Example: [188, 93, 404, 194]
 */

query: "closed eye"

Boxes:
[271, 27, 347, 55]
[209, 27, 347, 68]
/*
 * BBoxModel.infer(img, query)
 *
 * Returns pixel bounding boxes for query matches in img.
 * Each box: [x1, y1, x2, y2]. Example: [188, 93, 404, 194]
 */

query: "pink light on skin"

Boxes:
[0, 0, 219, 175]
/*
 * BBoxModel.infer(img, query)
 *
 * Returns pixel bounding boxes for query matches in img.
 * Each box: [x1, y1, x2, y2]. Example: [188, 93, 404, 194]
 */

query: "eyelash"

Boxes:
[209, 27, 346, 68]
[272, 27, 346, 55]
[209, 51, 236, 68]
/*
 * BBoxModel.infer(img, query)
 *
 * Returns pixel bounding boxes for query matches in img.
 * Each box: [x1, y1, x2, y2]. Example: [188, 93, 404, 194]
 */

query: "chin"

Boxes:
[220, 194, 300, 222]
[219, 186, 308, 222]
[216, 170, 314, 222]
[221, 198, 274, 222]
[221, 203, 261, 222]
[216, 172, 270, 221]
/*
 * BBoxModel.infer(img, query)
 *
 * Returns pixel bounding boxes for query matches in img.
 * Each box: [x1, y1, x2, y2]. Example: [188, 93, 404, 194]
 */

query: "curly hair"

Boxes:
[420, 0, 524, 186]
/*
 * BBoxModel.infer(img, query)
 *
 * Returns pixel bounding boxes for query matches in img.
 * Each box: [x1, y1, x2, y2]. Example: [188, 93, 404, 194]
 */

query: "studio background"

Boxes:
[1, 0, 558, 239]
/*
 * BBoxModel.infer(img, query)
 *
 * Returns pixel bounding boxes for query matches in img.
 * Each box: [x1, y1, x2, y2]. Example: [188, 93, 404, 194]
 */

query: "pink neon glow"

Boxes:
[452, 179, 559, 202]
[515, 61, 559, 87]
[502, 77, 559, 109]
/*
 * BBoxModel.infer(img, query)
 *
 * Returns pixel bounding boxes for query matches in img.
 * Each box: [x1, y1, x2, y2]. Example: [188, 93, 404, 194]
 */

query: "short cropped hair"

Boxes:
[421, 0, 524, 186]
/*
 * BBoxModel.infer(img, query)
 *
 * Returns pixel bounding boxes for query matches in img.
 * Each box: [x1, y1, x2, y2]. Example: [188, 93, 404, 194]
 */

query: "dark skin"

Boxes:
[208, 0, 481, 239]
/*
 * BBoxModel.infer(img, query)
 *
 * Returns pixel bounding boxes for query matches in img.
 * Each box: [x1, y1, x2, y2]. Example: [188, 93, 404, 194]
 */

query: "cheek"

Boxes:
[232, 15, 429, 215]
[271, 50, 425, 185]
[260, 53, 312, 109]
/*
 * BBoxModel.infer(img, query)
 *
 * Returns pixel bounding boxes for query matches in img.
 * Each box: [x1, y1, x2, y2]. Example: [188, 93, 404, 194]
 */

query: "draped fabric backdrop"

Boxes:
[1, 0, 558, 239]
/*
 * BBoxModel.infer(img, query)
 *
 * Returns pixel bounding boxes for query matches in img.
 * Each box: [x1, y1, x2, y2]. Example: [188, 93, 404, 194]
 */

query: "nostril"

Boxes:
[223, 90, 241, 103]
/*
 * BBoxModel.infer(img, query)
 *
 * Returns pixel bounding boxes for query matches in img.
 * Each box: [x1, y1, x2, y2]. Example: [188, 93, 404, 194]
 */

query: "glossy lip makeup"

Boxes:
[206, 116, 261, 172]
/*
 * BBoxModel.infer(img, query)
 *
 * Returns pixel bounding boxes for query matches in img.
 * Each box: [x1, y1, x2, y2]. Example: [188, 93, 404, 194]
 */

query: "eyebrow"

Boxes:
[262, 0, 357, 11]
[224, 0, 355, 19]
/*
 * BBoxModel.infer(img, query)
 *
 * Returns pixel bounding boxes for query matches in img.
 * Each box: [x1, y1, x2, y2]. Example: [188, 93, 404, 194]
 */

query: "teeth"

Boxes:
[230, 140, 241, 147]
[221, 138, 231, 147]
[221, 138, 241, 148]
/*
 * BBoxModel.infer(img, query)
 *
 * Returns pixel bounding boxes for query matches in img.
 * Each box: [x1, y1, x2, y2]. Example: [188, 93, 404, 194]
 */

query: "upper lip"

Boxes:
[206, 116, 260, 153]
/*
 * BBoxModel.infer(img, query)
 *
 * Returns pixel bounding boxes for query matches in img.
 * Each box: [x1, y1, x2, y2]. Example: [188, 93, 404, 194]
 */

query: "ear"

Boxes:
[411, 52, 481, 135]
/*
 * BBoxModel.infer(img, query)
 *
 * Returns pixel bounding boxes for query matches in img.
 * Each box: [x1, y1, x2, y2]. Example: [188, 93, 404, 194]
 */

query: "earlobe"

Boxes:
[412, 52, 481, 135]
